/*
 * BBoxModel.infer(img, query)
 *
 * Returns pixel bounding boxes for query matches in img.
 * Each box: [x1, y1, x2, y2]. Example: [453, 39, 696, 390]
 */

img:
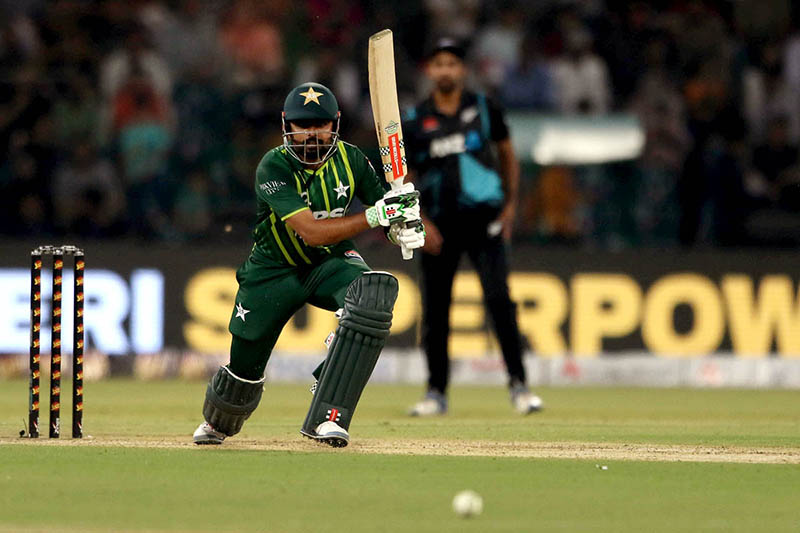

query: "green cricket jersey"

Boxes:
[251, 141, 387, 266]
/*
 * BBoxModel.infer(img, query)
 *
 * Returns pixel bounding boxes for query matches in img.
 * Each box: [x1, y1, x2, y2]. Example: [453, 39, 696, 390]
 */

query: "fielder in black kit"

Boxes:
[403, 38, 543, 416]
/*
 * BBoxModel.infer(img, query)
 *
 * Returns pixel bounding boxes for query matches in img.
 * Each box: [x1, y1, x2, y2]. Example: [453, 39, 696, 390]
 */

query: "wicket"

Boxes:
[28, 245, 84, 439]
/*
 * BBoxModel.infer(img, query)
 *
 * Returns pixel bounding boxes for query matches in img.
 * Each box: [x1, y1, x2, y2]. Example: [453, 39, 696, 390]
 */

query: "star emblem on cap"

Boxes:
[300, 87, 323, 105]
[235, 302, 250, 322]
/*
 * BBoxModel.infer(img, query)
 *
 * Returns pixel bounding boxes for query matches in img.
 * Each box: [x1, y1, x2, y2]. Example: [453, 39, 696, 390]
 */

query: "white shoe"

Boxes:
[308, 421, 349, 448]
[511, 387, 543, 415]
[193, 422, 226, 445]
[409, 391, 447, 416]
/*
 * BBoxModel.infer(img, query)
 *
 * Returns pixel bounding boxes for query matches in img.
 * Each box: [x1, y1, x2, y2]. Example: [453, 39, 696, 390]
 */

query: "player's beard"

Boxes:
[302, 135, 334, 164]
[435, 76, 457, 94]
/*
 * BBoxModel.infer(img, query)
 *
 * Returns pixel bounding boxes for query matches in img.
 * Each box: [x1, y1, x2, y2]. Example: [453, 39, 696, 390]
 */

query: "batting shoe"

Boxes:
[193, 421, 226, 445]
[304, 421, 349, 448]
[510, 384, 543, 415]
[409, 390, 447, 416]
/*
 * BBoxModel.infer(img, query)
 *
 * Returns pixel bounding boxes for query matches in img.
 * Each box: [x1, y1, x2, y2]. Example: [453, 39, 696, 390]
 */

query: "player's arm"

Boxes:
[495, 138, 520, 241]
[497, 138, 520, 206]
[285, 194, 420, 247]
[489, 98, 519, 241]
[283, 147, 421, 248]
[284, 210, 370, 247]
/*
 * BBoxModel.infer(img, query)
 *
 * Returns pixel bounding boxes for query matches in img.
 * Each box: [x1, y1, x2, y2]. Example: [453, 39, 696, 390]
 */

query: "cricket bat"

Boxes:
[368, 29, 417, 260]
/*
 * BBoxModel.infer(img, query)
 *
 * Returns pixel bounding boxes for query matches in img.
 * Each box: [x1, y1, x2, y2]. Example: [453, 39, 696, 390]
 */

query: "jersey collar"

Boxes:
[424, 90, 473, 117]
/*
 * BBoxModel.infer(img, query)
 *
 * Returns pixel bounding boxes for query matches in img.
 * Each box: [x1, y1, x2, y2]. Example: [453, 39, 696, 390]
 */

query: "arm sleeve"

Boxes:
[255, 153, 309, 220]
[351, 146, 389, 206]
[487, 97, 510, 142]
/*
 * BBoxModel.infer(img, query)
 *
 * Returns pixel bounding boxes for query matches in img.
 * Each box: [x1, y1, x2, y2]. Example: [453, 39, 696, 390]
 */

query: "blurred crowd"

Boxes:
[2, 0, 800, 247]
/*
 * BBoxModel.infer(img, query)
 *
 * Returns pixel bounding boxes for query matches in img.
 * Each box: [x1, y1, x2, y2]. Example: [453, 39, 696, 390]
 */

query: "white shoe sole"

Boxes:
[300, 427, 349, 448]
[193, 435, 225, 445]
[409, 399, 447, 417]
[193, 422, 226, 445]
[515, 397, 544, 415]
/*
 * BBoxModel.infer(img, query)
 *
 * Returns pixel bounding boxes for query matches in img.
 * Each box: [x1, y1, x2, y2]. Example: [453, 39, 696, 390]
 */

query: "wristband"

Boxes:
[365, 206, 380, 228]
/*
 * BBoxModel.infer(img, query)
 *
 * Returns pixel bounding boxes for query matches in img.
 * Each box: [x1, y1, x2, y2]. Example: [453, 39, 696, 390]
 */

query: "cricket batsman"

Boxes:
[192, 82, 424, 447]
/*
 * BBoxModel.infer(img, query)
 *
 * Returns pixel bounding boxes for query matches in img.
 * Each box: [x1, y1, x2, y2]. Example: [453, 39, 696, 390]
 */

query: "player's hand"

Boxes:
[492, 203, 516, 241]
[388, 222, 425, 250]
[421, 218, 443, 255]
[366, 191, 420, 228]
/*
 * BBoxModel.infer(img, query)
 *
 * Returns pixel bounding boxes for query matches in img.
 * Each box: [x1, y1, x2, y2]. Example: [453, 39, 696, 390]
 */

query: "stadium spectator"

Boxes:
[4, 0, 800, 248]
[112, 70, 175, 239]
[99, 23, 173, 103]
[0, 149, 52, 236]
[293, 48, 361, 117]
[551, 26, 611, 114]
[51, 141, 126, 237]
[138, 0, 226, 79]
[423, 0, 480, 42]
[220, 0, 286, 88]
[0, 12, 42, 68]
[471, 4, 526, 91]
[499, 33, 556, 111]
[670, 1, 730, 76]
[225, 120, 270, 217]
[629, 35, 690, 245]
[51, 71, 102, 149]
[521, 165, 581, 243]
[172, 168, 213, 241]
[742, 42, 799, 144]
[596, 2, 660, 106]
[0, 64, 53, 159]
[750, 116, 799, 206]
[171, 66, 231, 172]
[305, 0, 364, 50]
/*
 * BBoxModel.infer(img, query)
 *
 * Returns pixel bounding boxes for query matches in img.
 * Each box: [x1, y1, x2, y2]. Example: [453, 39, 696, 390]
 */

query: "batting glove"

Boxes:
[366, 190, 420, 228]
[387, 221, 426, 249]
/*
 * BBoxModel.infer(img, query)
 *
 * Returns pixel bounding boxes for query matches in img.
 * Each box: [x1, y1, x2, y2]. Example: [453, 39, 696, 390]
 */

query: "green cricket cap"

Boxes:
[283, 82, 339, 122]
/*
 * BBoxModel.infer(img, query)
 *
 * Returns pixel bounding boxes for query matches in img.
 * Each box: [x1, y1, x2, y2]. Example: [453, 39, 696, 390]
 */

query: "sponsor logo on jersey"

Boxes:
[429, 133, 466, 158]
[385, 120, 400, 134]
[259, 180, 284, 195]
[343, 250, 364, 262]
[422, 116, 439, 132]
[460, 106, 478, 124]
[312, 207, 346, 219]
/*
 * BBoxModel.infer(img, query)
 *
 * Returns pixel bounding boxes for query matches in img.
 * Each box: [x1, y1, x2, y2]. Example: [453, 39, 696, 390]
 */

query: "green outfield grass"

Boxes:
[1, 380, 799, 532]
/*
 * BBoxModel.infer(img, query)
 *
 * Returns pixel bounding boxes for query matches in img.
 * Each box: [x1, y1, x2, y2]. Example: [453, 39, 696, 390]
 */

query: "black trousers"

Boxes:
[420, 230, 526, 393]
